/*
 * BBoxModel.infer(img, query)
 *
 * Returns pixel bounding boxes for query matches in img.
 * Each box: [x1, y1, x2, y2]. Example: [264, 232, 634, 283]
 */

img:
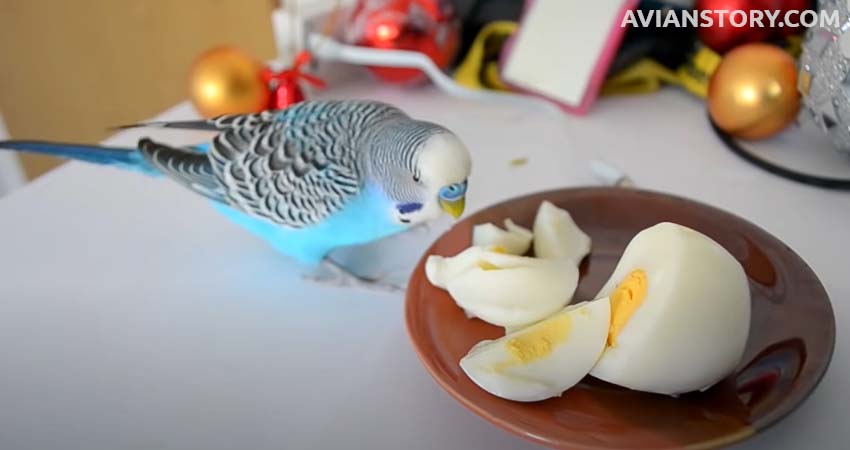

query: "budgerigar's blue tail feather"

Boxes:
[0, 140, 159, 175]
[112, 120, 219, 131]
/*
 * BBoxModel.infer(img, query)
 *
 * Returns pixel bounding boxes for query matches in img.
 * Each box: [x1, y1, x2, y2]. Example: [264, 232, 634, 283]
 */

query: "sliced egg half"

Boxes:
[460, 297, 610, 402]
[589, 222, 751, 395]
[533, 201, 591, 263]
[425, 246, 487, 290]
[472, 219, 533, 255]
[445, 252, 579, 327]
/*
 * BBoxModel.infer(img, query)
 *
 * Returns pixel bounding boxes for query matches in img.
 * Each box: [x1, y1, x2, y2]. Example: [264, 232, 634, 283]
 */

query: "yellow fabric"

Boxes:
[454, 21, 517, 91]
[481, 61, 509, 90]
[602, 59, 680, 96]
[677, 45, 723, 98]
[603, 37, 800, 100]
[602, 46, 722, 99]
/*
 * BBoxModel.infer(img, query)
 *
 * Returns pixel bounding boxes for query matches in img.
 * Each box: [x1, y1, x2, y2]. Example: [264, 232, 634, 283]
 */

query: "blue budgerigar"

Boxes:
[0, 100, 472, 290]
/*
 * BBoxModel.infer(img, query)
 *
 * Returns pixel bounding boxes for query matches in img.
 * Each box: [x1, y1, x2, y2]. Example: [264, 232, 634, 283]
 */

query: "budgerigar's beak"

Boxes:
[440, 197, 465, 219]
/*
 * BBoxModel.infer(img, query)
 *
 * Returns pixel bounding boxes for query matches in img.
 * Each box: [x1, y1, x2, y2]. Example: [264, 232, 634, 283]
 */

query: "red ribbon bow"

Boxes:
[261, 51, 327, 111]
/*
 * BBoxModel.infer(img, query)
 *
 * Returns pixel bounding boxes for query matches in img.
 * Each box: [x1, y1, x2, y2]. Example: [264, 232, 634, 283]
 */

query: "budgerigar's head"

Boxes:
[410, 130, 471, 224]
[371, 121, 471, 226]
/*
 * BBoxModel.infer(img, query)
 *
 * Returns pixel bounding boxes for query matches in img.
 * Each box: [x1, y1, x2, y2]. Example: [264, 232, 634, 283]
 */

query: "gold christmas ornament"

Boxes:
[708, 44, 800, 140]
[189, 46, 269, 118]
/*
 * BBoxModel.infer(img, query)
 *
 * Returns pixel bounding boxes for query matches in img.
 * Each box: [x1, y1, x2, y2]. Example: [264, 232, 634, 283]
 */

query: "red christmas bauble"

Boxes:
[696, 0, 768, 54]
[348, 0, 459, 84]
[697, 0, 815, 52]
[263, 68, 306, 110]
[756, 0, 813, 38]
[261, 51, 326, 111]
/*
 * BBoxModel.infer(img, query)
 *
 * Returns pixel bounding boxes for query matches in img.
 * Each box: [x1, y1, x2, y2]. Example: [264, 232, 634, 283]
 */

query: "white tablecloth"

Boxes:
[0, 79, 847, 450]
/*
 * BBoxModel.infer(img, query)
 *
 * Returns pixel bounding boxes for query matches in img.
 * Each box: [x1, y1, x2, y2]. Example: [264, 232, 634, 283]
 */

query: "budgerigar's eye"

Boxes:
[439, 181, 468, 200]
[413, 173, 420, 182]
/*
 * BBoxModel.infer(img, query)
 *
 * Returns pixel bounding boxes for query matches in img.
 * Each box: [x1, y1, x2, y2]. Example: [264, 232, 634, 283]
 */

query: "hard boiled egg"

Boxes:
[472, 219, 533, 255]
[427, 220, 532, 290]
[425, 246, 486, 290]
[533, 201, 591, 263]
[446, 252, 579, 327]
[460, 297, 611, 402]
[589, 222, 751, 395]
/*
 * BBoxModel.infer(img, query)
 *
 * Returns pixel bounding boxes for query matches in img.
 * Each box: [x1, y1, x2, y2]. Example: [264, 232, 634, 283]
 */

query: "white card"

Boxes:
[502, 0, 635, 112]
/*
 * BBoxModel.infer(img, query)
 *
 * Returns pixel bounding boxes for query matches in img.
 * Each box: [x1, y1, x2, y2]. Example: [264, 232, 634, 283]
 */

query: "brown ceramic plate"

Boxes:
[405, 187, 835, 450]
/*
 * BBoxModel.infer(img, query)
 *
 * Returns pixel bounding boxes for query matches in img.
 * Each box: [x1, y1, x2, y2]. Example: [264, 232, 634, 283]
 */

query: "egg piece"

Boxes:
[472, 219, 533, 255]
[425, 246, 487, 289]
[460, 297, 611, 402]
[589, 222, 751, 395]
[533, 201, 591, 263]
[446, 252, 579, 327]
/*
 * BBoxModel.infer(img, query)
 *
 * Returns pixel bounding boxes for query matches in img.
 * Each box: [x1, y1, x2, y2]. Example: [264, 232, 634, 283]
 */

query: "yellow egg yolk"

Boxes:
[478, 261, 501, 271]
[499, 314, 573, 369]
[477, 246, 507, 270]
[607, 269, 647, 347]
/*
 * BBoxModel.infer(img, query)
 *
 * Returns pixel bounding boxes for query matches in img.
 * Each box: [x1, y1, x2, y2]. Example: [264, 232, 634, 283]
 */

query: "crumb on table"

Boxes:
[510, 157, 528, 167]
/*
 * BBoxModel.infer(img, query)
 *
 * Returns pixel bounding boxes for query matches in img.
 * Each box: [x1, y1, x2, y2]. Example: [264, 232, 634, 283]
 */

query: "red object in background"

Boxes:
[696, 0, 814, 53]
[696, 0, 768, 54]
[261, 51, 326, 110]
[757, 0, 813, 38]
[348, 0, 459, 84]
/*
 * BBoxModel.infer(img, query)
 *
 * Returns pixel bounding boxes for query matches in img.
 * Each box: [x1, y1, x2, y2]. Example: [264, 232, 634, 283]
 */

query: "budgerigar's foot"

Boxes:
[304, 258, 405, 293]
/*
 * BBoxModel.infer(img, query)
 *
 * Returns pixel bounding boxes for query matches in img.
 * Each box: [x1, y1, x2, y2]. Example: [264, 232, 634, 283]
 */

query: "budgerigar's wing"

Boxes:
[115, 110, 278, 132]
[209, 100, 407, 228]
[138, 138, 228, 202]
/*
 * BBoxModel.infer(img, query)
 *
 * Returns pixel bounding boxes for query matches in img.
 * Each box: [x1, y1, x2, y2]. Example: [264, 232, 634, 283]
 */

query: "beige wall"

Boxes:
[0, 0, 277, 179]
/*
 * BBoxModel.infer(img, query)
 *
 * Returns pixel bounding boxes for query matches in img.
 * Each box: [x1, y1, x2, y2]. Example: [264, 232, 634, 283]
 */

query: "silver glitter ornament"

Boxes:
[799, 0, 850, 153]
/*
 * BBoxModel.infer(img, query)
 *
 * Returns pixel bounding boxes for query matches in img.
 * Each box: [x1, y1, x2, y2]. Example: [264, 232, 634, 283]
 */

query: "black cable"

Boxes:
[709, 116, 850, 191]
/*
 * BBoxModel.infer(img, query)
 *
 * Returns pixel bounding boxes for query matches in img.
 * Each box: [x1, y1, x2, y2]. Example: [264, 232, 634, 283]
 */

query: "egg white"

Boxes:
[533, 201, 591, 263]
[460, 297, 611, 402]
[472, 219, 533, 255]
[425, 246, 486, 290]
[446, 253, 579, 327]
[589, 222, 751, 395]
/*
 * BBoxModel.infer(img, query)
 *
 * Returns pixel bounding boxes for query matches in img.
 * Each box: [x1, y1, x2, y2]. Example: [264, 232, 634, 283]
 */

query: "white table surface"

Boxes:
[0, 79, 847, 450]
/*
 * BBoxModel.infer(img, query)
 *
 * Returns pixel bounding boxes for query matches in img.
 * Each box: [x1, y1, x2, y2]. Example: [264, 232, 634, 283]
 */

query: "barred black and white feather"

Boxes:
[139, 100, 414, 228]
[138, 138, 227, 202]
[361, 117, 450, 204]
[212, 100, 413, 227]
[130, 99, 459, 229]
